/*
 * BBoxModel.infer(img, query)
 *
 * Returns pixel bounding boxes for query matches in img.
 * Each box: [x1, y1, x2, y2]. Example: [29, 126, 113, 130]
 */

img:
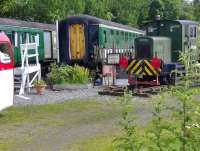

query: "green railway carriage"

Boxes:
[0, 18, 57, 66]
[142, 20, 198, 62]
[98, 24, 141, 50]
[58, 15, 145, 67]
[0, 25, 44, 64]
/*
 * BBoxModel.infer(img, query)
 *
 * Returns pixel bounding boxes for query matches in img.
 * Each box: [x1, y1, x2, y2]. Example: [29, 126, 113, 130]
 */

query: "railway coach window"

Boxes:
[30, 34, 36, 43]
[111, 30, 114, 35]
[190, 26, 197, 38]
[194, 27, 197, 37]
[129, 33, 132, 38]
[103, 31, 107, 43]
[19, 33, 26, 44]
[136, 44, 151, 59]
[125, 33, 128, 41]
[121, 31, 124, 39]
[14, 32, 18, 47]
[35, 34, 40, 46]
[0, 43, 11, 64]
[6, 31, 15, 45]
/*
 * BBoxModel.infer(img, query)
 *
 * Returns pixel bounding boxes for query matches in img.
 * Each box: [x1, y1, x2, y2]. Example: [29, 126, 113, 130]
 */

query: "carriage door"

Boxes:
[0, 40, 14, 110]
[69, 24, 86, 60]
[44, 32, 52, 59]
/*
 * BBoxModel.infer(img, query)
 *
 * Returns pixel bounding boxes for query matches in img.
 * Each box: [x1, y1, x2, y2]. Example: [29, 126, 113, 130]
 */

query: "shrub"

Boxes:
[34, 80, 46, 87]
[47, 63, 90, 85]
[114, 92, 142, 151]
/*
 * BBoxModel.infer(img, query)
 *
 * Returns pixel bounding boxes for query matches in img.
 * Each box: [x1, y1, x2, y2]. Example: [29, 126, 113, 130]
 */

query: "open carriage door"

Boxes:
[0, 34, 14, 110]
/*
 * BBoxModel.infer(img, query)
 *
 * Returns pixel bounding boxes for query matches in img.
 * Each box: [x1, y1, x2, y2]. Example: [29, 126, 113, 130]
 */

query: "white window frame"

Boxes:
[14, 32, 18, 47]
[35, 34, 40, 46]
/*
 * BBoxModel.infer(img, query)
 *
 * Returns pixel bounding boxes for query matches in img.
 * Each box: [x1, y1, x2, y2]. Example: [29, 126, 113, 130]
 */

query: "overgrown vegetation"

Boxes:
[115, 49, 200, 150]
[114, 93, 141, 151]
[47, 64, 90, 85]
[0, 99, 122, 151]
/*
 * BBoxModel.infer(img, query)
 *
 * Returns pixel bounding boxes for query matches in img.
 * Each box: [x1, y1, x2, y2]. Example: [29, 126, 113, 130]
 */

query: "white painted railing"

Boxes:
[14, 43, 41, 95]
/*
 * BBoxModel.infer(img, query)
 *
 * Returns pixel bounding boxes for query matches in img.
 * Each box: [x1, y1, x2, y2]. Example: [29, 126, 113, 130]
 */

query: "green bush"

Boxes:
[47, 64, 90, 85]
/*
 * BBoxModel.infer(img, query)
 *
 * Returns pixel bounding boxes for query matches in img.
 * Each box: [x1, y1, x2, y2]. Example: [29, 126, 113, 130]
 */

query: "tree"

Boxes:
[149, 0, 164, 20]
[109, 0, 145, 26]
[84, 0, 112, 20]
[0, 0, 17, 17]
[193, 0, 200, 22]
[162, 0, 182, 20]
[0, 0, 198, 26]
[179, 1, 194, 20]
[137, 0, 151, 25]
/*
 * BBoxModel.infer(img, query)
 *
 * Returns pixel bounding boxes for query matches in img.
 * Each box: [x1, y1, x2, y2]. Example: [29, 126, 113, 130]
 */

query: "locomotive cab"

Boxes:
[135, 36, 171, 63]
[127, 36, 171, 86]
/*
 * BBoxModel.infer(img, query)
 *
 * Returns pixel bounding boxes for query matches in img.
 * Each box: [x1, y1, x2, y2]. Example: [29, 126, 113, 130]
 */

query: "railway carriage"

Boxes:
[58, 15, 145, 68]
[0, 18, 57, 66]
[142, 20, 198, 62]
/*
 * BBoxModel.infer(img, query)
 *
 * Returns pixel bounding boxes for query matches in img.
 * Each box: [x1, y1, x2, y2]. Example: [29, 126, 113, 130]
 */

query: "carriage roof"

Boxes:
[0, 18, 56, 31]
[60, 15, 145, 34]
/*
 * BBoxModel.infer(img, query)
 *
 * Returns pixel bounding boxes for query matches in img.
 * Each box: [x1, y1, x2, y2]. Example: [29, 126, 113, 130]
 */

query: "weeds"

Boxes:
[146, 94, 167, 151]
[115, 49, 200, 151]
[114, 92, 141, 151]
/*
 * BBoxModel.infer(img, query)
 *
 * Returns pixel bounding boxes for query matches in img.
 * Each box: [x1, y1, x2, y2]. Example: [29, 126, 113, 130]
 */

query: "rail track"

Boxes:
[98, 80, 200, 97]
[98, 85, 168, 97]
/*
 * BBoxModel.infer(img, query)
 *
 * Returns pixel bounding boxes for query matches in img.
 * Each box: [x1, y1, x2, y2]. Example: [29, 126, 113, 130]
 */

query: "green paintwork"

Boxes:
[0, 25, 44, 65]
[135, 36, 171, 63]
[145, 20, 183, 62]
[98, 26, 140, 49]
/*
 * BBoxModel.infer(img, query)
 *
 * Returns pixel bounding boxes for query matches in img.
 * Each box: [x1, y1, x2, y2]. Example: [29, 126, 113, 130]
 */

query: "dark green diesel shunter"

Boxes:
[127, 20, 198, 85]
[142, 20, 198, 62]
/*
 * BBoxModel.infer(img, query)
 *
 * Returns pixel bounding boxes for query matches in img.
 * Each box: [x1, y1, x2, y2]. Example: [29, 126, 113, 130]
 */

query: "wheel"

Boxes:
[170, 73, 176, 85]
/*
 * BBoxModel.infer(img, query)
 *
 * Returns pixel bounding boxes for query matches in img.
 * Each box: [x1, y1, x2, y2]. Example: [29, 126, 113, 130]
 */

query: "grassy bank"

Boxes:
[0, 99, 123, 151]
[0, 97, 154, 151]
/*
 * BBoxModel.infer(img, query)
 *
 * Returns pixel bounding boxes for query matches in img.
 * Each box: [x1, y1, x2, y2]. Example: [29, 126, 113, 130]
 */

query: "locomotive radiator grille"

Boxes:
[126, 59, 161, 76]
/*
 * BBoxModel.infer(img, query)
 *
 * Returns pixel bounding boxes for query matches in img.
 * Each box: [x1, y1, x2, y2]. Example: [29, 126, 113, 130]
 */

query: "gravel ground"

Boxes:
[14, 79, 129, 106]
[14, 87, 106, 106]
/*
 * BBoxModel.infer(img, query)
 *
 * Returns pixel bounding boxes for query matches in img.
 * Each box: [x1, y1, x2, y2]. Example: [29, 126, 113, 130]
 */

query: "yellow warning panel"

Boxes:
[69, 24, 85, 60]
[126, 59, 161, 76]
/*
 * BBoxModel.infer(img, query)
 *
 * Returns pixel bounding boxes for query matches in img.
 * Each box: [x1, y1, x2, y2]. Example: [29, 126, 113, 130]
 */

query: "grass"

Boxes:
[0, 100, 112, 124]
[0, 99, 123, 151]
[65, 134, 116, 151]
[0, 96, 155, 151]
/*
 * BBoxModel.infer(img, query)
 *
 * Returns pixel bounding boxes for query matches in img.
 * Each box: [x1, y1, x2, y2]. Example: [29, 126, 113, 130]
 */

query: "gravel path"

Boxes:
[14, 87, 105, 106]
[14, 79, 130, 106]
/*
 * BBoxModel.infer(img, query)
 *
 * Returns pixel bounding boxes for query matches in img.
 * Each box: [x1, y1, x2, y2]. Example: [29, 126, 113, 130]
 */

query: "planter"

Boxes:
[35, 85, 46, 95]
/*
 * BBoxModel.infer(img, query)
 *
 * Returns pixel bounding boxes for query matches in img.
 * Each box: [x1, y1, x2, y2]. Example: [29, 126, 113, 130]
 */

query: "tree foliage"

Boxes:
[0, 0, 199, 25]
[193, 0, 200, 22]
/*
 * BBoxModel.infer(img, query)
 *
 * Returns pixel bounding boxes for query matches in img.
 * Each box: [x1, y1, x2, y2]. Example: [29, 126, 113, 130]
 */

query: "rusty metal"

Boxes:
[98, 85, 168, 97]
